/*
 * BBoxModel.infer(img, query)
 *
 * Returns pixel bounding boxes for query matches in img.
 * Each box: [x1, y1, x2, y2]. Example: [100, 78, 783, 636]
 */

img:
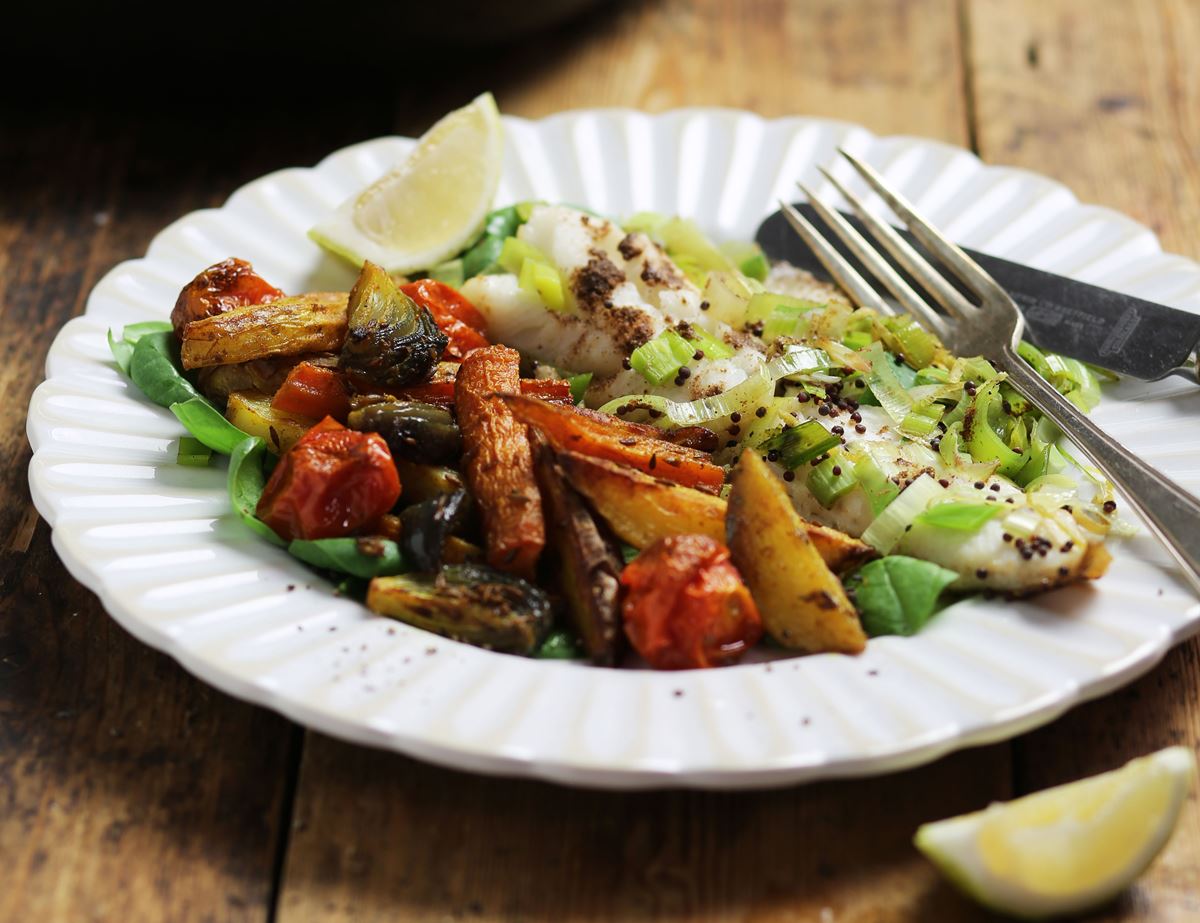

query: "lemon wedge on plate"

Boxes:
[310, 92, 503, 273]
[916, 746, 1196, 919]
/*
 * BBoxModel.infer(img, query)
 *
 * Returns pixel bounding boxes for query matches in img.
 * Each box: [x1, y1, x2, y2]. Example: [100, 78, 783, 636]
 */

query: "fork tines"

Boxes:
[780, 148, 1021, 344]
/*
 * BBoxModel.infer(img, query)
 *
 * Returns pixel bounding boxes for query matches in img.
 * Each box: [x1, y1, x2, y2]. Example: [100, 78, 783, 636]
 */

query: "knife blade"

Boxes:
[755, 204, 1200, 381]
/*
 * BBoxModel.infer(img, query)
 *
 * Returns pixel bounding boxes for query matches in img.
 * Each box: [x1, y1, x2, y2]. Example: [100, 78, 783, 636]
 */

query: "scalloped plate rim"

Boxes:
[25, 106, 1200, 789]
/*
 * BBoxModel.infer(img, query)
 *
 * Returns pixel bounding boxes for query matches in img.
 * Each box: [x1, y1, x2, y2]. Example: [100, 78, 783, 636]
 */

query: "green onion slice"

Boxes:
[760, 420, 839, 470]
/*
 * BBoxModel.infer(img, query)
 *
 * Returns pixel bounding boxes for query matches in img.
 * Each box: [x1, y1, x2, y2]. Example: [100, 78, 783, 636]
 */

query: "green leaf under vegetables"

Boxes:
[913, 502, 1002, 532]
[567, 372, 593, 404]
[170, 397, 253, 455]
[108, 329, 135, 375]
[128, 331, 201, 408]
[227, 436, 285, 546]
[845, 556, 959, 637]
[534, 628, 585, 660]
[288, 537, 408, 578]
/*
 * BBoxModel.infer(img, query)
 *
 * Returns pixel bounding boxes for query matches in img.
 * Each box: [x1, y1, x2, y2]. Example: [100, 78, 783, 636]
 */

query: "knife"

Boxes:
[756, 204, 1200, 382]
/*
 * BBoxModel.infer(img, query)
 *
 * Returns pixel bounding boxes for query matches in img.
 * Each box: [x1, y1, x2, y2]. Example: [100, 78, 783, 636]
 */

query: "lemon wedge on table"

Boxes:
[916, 746, 1196, 919]
[310, 92, 503, 274]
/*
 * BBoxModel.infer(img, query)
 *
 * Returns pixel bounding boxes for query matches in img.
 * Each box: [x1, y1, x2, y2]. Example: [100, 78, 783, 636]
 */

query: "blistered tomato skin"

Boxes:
[619, 534, 763, 670]
[257, 417, 401, 541]
[170, 257, 282, 339]
[401, 279, 490, 360]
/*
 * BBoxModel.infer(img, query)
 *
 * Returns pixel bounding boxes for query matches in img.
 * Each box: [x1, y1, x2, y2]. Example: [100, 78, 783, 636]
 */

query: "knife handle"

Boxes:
[1002, 344, 1200, 596]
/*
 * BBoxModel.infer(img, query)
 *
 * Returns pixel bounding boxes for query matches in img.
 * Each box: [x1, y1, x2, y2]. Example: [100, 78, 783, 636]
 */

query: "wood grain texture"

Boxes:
[0, 90, 395, 923]
[967, 1, 1200, 919]
[967, 0, 1200, 253]
[498, 0, 970, 142]
[277, 735, 1002, 923]
[4, 1, 1198, 920]
[275, 3, 1006, 922]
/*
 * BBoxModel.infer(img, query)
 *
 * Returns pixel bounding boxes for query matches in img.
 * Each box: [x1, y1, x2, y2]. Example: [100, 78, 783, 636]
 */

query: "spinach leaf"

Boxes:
[567, 372, 593, 405]
[129, 332, 201, 408]
[460, 205, 527, 278]
[227, 436, 285, 546]
[288, 537, 408, 578]
[845, 556, 959, 637]
[122, 320, 174, 342]
[534, 627, 584, 660]
[108, 329, 135, 375]
[171, 397, 252, 455]
[108, 320, 173, 375]
[913, 502, 1002, 532]
[461, 235, 506, 279]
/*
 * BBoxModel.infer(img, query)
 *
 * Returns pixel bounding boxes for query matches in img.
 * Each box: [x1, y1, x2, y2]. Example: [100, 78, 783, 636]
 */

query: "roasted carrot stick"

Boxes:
[498, 394, 726, 494]
[456, 346, 545, 579]
[369, 377, 573, 410]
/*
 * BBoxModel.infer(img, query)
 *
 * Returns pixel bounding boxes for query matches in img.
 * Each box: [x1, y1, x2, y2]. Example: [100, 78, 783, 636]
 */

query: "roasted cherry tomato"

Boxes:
[619, 534, 762, 670]
[401, 279, 490, 360]
[257, 417, 401, 541]
[170, 257, 282, 339]
[271, 361, 351, 421]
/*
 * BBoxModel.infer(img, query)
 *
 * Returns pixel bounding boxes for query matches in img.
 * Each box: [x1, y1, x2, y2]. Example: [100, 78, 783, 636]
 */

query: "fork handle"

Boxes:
[1000, 344, 1200, 595]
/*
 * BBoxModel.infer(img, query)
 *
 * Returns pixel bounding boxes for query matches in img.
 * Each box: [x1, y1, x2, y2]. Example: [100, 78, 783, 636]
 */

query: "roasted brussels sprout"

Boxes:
[366, 563, 553, 654]
[341, 261, 446, 387]
[399, 490, 473, 572]
[535, 449, 624, 666]
[347, 400, 462, 465]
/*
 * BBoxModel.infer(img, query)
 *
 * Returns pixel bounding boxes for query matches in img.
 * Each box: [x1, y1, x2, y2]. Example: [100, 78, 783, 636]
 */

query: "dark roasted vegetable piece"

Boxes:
[394, 460, 465, 505]
[195, 355, 307, 403]
[535, 448, 624, 666]
[341, 261, 447, 387]
[399, 490, 473, 572]
[366, 563, 553, 654]
[347, 400, 462, 465]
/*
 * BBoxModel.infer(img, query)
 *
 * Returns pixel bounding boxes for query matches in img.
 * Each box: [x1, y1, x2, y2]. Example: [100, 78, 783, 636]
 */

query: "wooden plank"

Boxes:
[0, 113, 294, 923]
[967, 0, 1200, 253]
[278, 735, 1002, 923]
[276, 3, 1004, 921]
[967, 1, 1200, 919]
[499, 0, 970, 141]
[0, 87, 397, 921]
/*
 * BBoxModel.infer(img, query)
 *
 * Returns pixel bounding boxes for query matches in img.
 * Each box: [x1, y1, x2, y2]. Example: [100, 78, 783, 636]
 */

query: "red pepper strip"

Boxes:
[401, 279, 490, 360]
[271, 362, 351, 421]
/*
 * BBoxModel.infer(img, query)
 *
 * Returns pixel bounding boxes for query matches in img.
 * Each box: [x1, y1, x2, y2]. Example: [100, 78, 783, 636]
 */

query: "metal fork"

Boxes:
[780, 149, 1200, 596]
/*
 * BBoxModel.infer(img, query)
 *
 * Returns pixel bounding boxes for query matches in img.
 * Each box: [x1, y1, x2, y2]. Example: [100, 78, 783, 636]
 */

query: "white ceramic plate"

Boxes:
[27, 109, 1200, 789]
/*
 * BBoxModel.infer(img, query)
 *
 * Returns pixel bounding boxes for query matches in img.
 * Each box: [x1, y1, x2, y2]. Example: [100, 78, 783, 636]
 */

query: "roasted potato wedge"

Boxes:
[536, 448, 624, 666]
[726, 452, 866, 654]
[559, 451, 873, 572]
[558, 451, 726, 547]
[225, 390, 316, 454]
[802, 521, 877, 575]
[181, 293, 349, 369]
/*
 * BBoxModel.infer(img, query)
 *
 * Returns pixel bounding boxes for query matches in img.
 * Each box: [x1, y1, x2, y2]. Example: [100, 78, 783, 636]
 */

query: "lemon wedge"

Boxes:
[916, 746, 1196, 919]
[310, 92, 503, 273]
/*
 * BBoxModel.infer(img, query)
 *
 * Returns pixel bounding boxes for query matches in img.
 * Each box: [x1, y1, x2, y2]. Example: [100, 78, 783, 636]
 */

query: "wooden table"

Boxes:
[4, 1, 1199, 919]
